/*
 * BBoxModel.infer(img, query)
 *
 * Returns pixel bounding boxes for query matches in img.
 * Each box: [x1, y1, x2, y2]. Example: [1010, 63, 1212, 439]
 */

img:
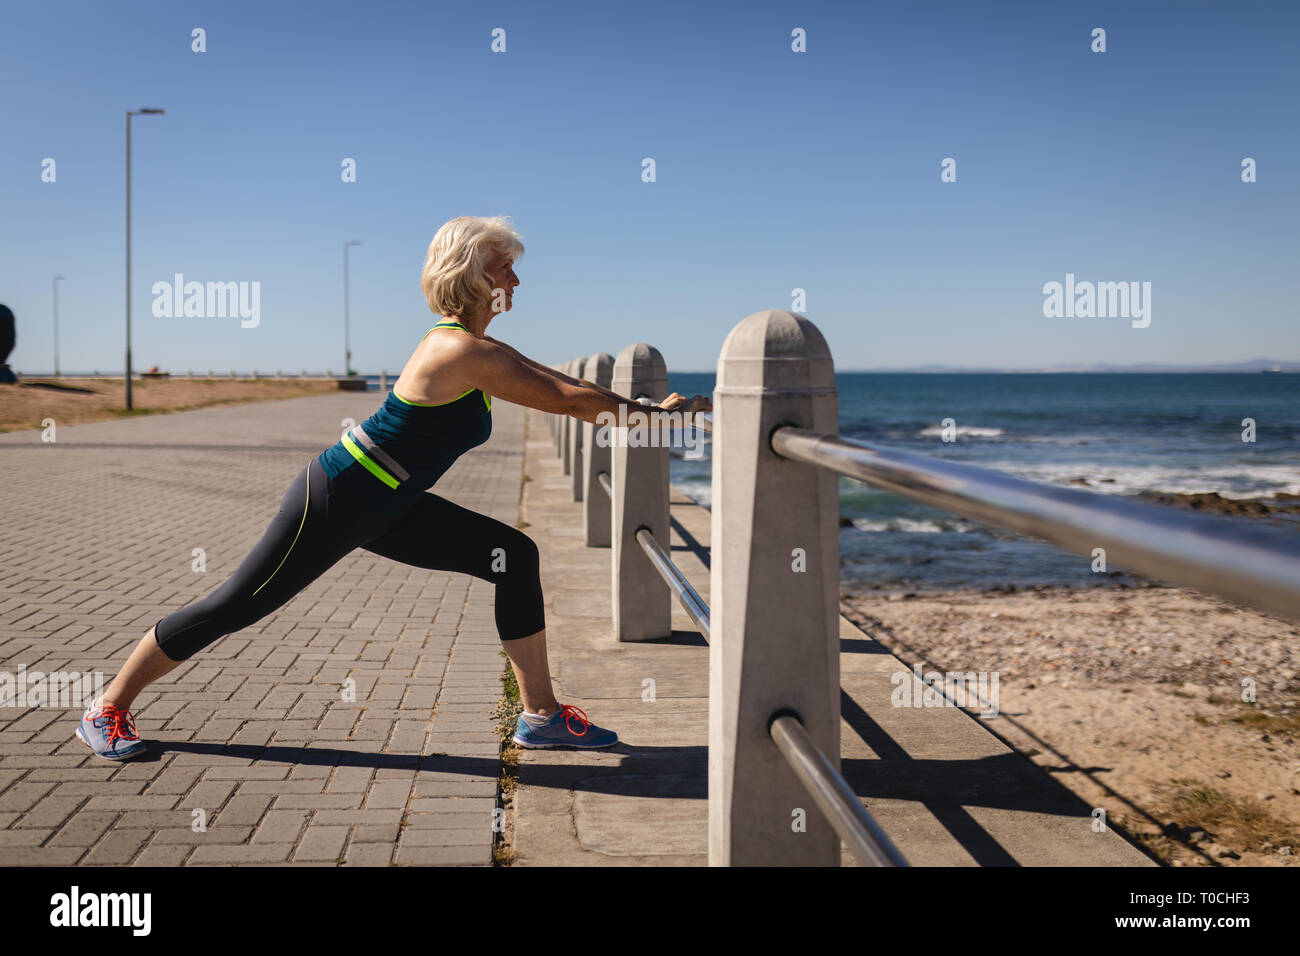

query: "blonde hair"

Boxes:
[421, 216, 525, 318]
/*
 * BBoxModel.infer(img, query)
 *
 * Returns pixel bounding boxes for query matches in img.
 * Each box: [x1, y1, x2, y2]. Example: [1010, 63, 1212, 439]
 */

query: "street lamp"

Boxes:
[343, 240, 361, 377]
[125, 107, 164, 410]
[52, 274, 64, 378]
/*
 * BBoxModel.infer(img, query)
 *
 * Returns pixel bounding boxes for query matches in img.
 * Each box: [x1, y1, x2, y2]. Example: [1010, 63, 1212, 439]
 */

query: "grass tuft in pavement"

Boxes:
[490, 650, 523, 865]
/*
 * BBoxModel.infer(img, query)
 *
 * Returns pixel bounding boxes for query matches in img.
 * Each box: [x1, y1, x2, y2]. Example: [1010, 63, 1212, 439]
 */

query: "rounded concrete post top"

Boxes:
[717, 310, 834, 389]
[611, 342, 668, 396]
[582, 352, 615, 386]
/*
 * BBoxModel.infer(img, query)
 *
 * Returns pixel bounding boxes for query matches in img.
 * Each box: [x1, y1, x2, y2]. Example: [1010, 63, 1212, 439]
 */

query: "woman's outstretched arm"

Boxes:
[449, 334, 708, 424]
[484, 335, 643, 405]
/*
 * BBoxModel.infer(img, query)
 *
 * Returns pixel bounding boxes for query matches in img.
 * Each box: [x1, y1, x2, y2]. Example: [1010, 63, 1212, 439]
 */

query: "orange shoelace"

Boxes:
[560, 704, 589, 737]
[89, 703, 140, 743]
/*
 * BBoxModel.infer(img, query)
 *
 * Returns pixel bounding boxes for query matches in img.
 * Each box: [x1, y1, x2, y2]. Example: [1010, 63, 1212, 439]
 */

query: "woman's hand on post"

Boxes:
[657, 392, 712, 416]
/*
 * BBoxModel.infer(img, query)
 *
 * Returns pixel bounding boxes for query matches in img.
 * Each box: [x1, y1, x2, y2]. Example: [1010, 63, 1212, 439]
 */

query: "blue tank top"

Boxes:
[316, 321, 492, 517]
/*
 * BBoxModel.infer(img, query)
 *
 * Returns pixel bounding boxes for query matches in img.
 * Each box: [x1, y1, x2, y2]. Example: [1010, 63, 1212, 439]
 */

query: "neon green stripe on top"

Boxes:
[393, 387, 476, 407]
[340, 433, 400, 489]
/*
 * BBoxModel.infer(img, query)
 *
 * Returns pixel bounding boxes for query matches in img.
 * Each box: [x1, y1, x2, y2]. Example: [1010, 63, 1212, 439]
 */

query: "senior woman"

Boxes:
[78, 215, 710, 760]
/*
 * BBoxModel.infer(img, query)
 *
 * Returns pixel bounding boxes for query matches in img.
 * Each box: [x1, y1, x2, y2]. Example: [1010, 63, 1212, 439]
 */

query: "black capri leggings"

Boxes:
[153, 458, 545, 661]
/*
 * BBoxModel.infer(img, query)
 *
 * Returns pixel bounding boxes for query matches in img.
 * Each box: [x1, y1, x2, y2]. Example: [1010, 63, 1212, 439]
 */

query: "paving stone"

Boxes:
[133, 844, 194, 866]
[292, 825, 349, 862]
[342, 843, 394, 866]
[398, 828, 491, 847]
[48, 811, 120, 847]
[189, 844, 294, 865]
[82, 828, 152, 865]
[251, 809, 310, 844]
[352, 823, 401, 844]
[153, 826, 254, 844]
[394, 844, 491, 866]
[364, 781, 412, 810]
[213, 793, 274, 826]
[311, 809, 404, 826]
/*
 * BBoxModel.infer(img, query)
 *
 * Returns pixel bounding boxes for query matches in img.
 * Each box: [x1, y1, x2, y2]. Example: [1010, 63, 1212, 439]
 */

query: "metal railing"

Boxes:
[770, 427, 1300, 623]
[769, 713, 908, 867]
[595, 468, 711, 640]
[634, 527, 711, 641]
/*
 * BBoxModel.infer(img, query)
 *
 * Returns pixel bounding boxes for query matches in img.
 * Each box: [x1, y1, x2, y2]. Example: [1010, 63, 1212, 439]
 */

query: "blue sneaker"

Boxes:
[512, 703, 618, 749]
[76, 697, 147, 760]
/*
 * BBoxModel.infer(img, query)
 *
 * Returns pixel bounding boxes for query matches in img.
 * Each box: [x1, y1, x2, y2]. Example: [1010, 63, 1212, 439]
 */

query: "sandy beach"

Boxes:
[0, 376, 338, 432]
[842, 583, 1300, 866]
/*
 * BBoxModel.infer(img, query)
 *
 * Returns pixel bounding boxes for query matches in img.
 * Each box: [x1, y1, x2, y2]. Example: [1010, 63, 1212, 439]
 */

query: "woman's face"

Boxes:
[485, 251, 520, 316]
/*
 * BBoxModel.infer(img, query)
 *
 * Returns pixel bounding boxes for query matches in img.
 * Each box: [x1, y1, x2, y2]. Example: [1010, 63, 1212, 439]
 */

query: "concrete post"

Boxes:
[708, 310, 840, 866]
[544, 366, 551, 436]
[561, 359, 579, 472]
[567, 359, 588, 501]
[610, 343, 670, 642]
[548, 365, 558, 440]
[581, 352, 615, 545]
[555, 362, 570, 456]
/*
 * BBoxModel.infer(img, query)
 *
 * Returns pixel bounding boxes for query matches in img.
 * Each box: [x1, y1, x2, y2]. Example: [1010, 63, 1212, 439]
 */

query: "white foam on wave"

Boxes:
[917, 425, 1005, 438]
[978, 461, 1300, 499]
[850, 517, 976, 534]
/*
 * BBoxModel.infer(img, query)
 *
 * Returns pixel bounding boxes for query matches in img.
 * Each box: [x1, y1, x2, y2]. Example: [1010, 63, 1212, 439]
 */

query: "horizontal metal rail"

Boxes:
[597, 470, 612, 498]
[635, 527, 711, 641]
[771, 426, 1300, 623]
[769, 713, 908, 867]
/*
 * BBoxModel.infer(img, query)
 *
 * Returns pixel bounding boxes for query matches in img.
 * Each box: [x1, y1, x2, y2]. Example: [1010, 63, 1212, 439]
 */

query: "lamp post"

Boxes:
[52, 274, 64, 378]
[343, 240, 361, 377]
[125, 107, 164, 410]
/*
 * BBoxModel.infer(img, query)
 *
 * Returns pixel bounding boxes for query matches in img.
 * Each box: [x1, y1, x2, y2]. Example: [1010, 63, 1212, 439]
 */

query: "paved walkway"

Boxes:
[0, 391, 524, 865]
[509, 407, 1156, 866]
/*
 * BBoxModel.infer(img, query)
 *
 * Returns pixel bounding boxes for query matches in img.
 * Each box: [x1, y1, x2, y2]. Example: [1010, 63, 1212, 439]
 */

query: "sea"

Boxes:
[659, 371, 1300, 595]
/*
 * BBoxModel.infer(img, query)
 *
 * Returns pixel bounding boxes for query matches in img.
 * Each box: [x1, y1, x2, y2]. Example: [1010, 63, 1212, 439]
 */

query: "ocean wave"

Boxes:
[849, 517, 976, 534]
[917, 425, 1005, 438]
[978, 461, 1300, 499]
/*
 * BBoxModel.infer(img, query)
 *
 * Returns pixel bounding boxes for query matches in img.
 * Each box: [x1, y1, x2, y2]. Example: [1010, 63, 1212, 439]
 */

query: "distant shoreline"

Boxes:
[670, 367, 1300, 375]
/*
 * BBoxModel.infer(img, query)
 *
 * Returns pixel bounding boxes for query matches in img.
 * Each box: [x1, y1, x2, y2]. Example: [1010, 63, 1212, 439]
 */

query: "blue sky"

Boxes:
[2, 0, 1296, 374]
